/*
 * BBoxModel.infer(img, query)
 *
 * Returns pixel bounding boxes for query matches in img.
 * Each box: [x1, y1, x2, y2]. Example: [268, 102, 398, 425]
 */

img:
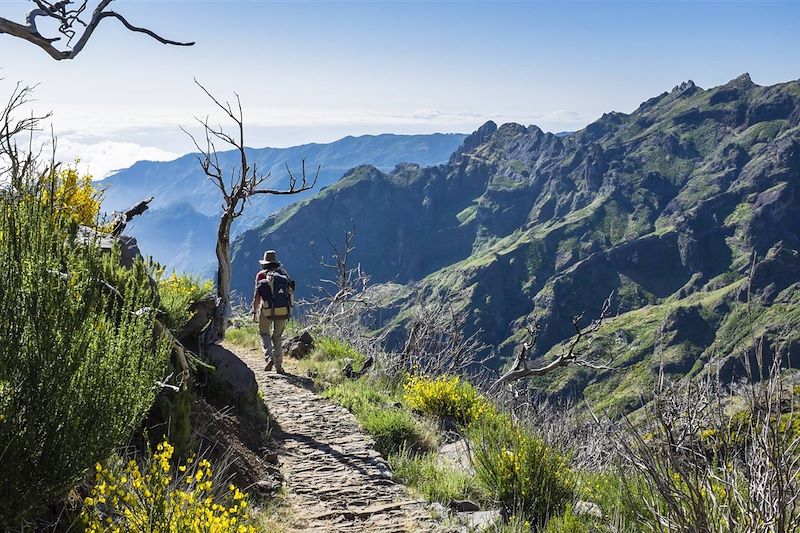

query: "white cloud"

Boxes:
[54, 138, 181, 179]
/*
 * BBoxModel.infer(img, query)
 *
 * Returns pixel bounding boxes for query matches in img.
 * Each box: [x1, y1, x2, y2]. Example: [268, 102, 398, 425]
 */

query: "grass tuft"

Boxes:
[388, 450, 480, 503]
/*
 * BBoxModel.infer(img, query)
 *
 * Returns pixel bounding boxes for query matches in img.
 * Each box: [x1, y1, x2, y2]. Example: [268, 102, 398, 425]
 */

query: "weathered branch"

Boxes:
[490, 292, 615, 392]
[110, 196, 153, 236]
[0, 82, 53, 187]
[96, 11, 195, 47]
[0, 0, 193, 60]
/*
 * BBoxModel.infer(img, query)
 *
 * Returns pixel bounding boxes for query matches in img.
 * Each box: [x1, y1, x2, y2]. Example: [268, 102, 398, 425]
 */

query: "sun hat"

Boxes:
[259, 249, 280, 266]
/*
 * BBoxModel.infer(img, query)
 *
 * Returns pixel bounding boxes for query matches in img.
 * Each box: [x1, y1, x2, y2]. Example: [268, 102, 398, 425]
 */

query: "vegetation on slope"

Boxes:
[0, 161, 268, 530]
[0, 172, 172, 524]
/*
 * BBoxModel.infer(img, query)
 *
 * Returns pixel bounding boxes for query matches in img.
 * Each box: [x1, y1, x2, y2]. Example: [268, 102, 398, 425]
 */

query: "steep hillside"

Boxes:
[101, 133, 466, 272]
[231, 75, 800, 412]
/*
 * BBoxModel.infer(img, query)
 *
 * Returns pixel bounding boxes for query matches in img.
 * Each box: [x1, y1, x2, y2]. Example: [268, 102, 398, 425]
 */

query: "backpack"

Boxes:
[257, 270, 294, 318]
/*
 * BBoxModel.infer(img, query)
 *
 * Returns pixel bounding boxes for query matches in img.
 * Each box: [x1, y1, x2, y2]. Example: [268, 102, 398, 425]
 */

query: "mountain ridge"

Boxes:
[101, 132, 468, 272]
[231, 74, 800, 414]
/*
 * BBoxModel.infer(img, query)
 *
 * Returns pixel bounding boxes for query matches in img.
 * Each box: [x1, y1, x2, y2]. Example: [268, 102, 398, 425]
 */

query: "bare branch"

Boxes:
[490, 292, 615, 392]
[0, 0, 193, 60]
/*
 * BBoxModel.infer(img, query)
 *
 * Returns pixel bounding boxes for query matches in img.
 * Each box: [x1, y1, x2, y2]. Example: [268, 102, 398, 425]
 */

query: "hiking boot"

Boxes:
[264, 359, 274, 371]
[276, 367, 287, 375]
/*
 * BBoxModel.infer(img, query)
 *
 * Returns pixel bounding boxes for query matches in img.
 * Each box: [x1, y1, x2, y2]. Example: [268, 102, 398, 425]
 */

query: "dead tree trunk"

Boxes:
[203, 209, 234, 345]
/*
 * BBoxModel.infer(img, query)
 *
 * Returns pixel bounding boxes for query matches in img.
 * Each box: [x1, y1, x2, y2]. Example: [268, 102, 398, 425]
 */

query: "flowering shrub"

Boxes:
[403, 374, 489, 426]
[470, 411, 574, 527]
[0, 175, 170, 525]
[81, 441, 255, 533]
[41, 164, 102, 226]
[158, 272, 214, 330]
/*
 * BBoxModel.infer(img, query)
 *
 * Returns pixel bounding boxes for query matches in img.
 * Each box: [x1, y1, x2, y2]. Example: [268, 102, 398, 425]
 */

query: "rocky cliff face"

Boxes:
[232, 75, 800, 414]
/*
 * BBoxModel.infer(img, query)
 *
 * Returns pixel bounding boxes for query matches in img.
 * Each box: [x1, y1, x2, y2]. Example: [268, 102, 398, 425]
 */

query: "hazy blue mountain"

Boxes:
[232, 75, 800, 415]
[102, 133, 466, 273]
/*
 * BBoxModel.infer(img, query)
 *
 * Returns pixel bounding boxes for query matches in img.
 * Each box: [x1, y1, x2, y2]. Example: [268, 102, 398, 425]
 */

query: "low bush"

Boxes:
[81, 440, 255, 532]
[323, 377, 436, 454]
[469, 410, 574, 528]
[403, 374, 490, 426]
[575, 471, 644, 532]
[41, 164, 101, 226]
[541, 504, 590, 533]
[0, 176, 171, 525]
[388, 450, 480, 503]
[299, 336, 368, 387]
[158, 272, 213, 331]
[316, 336, 366, 366]
[361, 407, 436, 454]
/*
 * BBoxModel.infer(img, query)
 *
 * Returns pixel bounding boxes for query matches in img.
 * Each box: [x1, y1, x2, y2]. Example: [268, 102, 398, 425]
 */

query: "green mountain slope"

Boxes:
[232, 75, 800, 413]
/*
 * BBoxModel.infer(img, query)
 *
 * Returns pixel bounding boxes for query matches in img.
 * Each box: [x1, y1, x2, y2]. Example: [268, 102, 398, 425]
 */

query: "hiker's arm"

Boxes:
[252, 278, 261, 320]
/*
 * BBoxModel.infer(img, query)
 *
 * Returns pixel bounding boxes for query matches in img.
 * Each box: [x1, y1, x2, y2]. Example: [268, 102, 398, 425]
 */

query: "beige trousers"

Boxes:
[258, 310, 286, 368]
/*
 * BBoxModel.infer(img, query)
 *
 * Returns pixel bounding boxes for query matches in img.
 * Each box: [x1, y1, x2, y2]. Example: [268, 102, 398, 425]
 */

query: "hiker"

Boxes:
[252, 250, 295, 374]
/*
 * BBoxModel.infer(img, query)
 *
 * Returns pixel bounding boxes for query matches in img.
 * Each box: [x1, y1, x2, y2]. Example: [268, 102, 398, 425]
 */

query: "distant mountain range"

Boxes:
[231, 74, 800, 415]
[101, 133, 467, 273]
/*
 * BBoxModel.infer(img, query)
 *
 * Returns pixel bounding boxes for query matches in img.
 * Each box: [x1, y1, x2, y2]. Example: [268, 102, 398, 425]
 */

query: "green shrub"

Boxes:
[388, 449, 480, 503]
[542, 504, 590, 533]
[225, 324, 262, 351]
[403, 374, 490, 426]
[157, 272, 213, 331]
[323, 376, 435, 454]
[361, 407, 436, 455]
[147, 388, 195, 460]
[0, 177, 171, 524]
[576, 471, 643, 532]
[469, 410, 574, 528]
[299, 336, 368, 386]
[317, 336, 364, 362]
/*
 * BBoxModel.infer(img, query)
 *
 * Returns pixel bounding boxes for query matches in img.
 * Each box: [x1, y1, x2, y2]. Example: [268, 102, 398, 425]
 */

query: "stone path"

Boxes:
[231, 344, 441, 532]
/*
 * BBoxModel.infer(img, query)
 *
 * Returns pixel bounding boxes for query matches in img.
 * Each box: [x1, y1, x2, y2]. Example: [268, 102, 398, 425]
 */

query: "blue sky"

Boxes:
[1, 0, 799, 176]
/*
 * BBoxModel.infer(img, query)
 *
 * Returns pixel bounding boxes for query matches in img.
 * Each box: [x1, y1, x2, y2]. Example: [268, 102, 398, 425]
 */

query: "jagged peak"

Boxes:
[340, 164, 384, 180]
[448, 120, 498, 164]
[728, 72, 755, 87]
[474, 120, 498, 137]
[526, 124, 545, 136]
[672, 79, 699, 95]
[636, 91, 669, 112]
[495, 122, 527, 136]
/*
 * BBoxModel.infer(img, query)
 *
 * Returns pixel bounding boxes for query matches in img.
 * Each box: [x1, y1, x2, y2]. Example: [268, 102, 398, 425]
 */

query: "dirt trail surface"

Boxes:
[231, 344, 441, 532]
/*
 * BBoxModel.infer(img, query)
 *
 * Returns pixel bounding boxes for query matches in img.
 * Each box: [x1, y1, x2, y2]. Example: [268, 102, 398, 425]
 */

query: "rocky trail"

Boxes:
[230, 344, 441, 532]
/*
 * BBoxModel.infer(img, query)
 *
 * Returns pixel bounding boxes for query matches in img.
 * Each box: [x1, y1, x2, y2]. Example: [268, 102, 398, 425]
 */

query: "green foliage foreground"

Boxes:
[0, 179, 171, 525]
[313, 337, 575, 528]
[469, 409, 575, 527]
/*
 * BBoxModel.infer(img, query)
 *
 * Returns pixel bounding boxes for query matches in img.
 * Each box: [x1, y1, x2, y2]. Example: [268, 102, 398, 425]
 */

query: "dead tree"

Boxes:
[397, 289, 491, 378]
[0, 82, 51, 187]
[305, 224, 370, 328]
[489, 293, 615, 392]
[183, 80, 318, 347]
[0, 0, 193, 60]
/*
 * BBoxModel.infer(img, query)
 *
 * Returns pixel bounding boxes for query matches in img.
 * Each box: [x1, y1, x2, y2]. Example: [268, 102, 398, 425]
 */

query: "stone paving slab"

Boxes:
[232, 345, 443, 532]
